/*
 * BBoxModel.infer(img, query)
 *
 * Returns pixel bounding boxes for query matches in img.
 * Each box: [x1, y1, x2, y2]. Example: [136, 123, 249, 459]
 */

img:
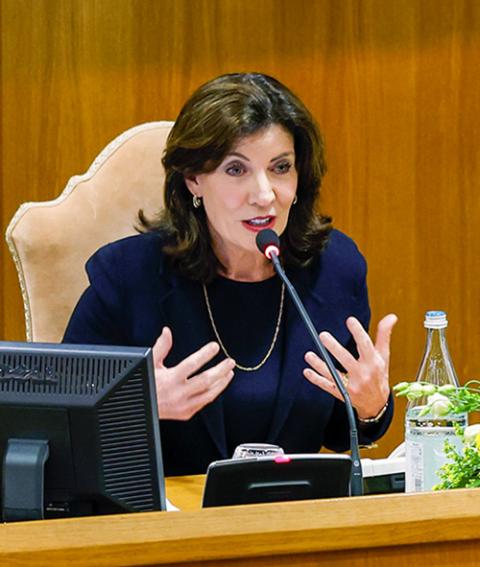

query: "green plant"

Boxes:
[433, 428, 480, 489]
[393, 380, 480, 490]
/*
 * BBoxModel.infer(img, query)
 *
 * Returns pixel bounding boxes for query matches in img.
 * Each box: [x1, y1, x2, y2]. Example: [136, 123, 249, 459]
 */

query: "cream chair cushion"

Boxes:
[6, 121, 174, 343]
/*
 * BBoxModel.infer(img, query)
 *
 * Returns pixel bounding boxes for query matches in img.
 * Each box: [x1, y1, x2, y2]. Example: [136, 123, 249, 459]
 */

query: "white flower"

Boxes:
[427, 393, 451, 417]
[422, 384, 437, 395]
[464, 424, 480, 444]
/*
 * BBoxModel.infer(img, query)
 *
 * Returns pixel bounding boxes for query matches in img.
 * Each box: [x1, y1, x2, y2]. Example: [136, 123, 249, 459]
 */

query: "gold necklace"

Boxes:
[202, 281, 285, 372]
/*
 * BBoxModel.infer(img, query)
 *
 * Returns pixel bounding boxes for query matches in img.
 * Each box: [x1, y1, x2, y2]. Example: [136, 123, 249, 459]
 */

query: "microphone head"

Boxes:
[256, 229, 280, 260]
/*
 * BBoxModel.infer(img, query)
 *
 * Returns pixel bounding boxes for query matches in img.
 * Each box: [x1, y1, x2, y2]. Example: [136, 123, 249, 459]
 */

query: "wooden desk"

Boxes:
[165, 474, 205, 510]
[1, 481, 480, 566]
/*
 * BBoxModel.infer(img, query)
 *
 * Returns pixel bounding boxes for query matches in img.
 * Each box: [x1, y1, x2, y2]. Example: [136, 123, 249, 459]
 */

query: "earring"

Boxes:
[192, 195, 202, 209]
[293, 194, 298, 205]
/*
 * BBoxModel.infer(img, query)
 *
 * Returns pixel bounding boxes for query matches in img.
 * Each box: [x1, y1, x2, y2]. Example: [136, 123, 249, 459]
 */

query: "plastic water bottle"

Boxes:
[405, 311, 467, 492]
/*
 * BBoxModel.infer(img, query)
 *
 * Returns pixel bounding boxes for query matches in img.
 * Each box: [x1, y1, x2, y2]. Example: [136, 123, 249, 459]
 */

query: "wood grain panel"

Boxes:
[1, 0, 480, 458]
[2, 488, 480, 565]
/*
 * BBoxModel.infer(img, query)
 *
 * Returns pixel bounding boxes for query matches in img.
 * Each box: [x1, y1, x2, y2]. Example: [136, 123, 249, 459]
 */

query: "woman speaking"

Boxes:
[64, 73, 397, 476]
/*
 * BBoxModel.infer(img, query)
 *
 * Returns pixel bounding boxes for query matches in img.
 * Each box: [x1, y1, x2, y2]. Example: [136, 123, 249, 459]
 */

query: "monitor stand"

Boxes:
[2, 438, 49, 522]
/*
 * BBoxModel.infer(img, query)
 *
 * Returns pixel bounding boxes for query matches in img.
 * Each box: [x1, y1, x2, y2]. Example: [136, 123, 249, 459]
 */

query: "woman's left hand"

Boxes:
[303, 314, 398, 420]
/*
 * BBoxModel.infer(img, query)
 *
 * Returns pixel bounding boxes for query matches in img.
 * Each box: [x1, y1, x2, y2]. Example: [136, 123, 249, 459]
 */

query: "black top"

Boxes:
[206, 276, 284, 456]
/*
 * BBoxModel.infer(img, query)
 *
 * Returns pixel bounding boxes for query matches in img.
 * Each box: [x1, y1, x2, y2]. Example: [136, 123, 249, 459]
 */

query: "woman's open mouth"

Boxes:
[241, 216, 276, 232]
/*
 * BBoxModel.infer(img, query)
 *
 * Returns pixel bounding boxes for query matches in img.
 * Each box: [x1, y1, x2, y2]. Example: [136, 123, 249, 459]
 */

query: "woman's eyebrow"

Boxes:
[269, 151, 295, 162]
[224, 151, 295, 162]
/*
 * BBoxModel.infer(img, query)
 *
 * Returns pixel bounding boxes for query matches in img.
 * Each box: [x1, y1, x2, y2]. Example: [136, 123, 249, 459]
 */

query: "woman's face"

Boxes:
[185, 124, 298, 260]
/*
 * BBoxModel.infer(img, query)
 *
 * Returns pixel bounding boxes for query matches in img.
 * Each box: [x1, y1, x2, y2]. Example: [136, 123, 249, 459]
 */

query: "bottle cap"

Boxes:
[424, 310, 448, 329]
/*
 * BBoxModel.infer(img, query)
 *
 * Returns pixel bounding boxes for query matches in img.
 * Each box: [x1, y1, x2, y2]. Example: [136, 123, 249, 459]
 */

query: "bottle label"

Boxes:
[405, 413, 467, 492]
[405, 441, 424, 492]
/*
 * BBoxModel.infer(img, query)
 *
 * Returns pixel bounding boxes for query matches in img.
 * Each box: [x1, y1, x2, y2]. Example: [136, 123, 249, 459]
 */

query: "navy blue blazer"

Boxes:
[63, 229, 393, 476]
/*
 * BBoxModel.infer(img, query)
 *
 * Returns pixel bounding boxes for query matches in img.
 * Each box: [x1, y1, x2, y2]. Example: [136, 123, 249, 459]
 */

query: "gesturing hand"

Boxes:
[303, 314, 398, 420]
[152, 326, 235, 420]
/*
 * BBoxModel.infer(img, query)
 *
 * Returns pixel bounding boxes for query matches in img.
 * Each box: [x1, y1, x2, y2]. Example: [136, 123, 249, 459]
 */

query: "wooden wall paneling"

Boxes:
[308, 1, 420, 456]
[1, 0, 480, 457]
[413, 1, 480, 386]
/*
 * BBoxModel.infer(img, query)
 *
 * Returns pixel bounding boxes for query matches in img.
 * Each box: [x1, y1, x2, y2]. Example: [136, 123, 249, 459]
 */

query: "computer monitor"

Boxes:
[0, 341, 166, 522]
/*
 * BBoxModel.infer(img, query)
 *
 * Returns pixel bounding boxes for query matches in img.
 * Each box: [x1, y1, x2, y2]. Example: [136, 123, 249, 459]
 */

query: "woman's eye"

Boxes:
[225, 163, 246, 176]
[272, 161, 293, 174]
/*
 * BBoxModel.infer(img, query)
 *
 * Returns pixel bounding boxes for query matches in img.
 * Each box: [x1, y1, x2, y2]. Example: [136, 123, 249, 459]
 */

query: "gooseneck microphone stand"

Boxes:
[257, 230, 363, 496]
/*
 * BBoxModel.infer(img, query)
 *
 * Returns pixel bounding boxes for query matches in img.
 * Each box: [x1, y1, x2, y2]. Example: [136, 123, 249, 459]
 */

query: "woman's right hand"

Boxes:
[152, 326, 235, 420]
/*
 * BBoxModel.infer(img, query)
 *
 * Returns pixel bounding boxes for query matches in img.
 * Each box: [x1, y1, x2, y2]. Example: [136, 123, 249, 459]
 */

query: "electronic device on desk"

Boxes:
[362, 443, 406, 495]
[0, 341, 166, 522]
[202, 452, 352, 507]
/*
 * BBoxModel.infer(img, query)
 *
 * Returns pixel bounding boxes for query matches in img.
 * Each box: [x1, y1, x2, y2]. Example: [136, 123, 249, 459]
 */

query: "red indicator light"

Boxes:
[274, 456, 291, 464]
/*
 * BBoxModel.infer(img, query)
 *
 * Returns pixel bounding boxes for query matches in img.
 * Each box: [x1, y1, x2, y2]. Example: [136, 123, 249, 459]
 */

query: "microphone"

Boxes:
[256, 229, 280, 260]
[255, 229, 363, 496]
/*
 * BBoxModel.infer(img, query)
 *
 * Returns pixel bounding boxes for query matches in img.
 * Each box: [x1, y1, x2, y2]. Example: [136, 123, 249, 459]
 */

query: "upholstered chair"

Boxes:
[5, 121, 174, 343]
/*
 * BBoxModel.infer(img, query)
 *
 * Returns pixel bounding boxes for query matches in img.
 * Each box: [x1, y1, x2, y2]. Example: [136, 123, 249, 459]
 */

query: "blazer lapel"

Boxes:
[156, 265, 227, 459]
[266, 259, 359, 444]
[266, 269, 325, 443]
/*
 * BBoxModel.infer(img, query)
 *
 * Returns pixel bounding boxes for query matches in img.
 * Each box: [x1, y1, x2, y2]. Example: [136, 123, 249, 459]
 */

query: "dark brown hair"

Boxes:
[139, 72, 332, 282]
